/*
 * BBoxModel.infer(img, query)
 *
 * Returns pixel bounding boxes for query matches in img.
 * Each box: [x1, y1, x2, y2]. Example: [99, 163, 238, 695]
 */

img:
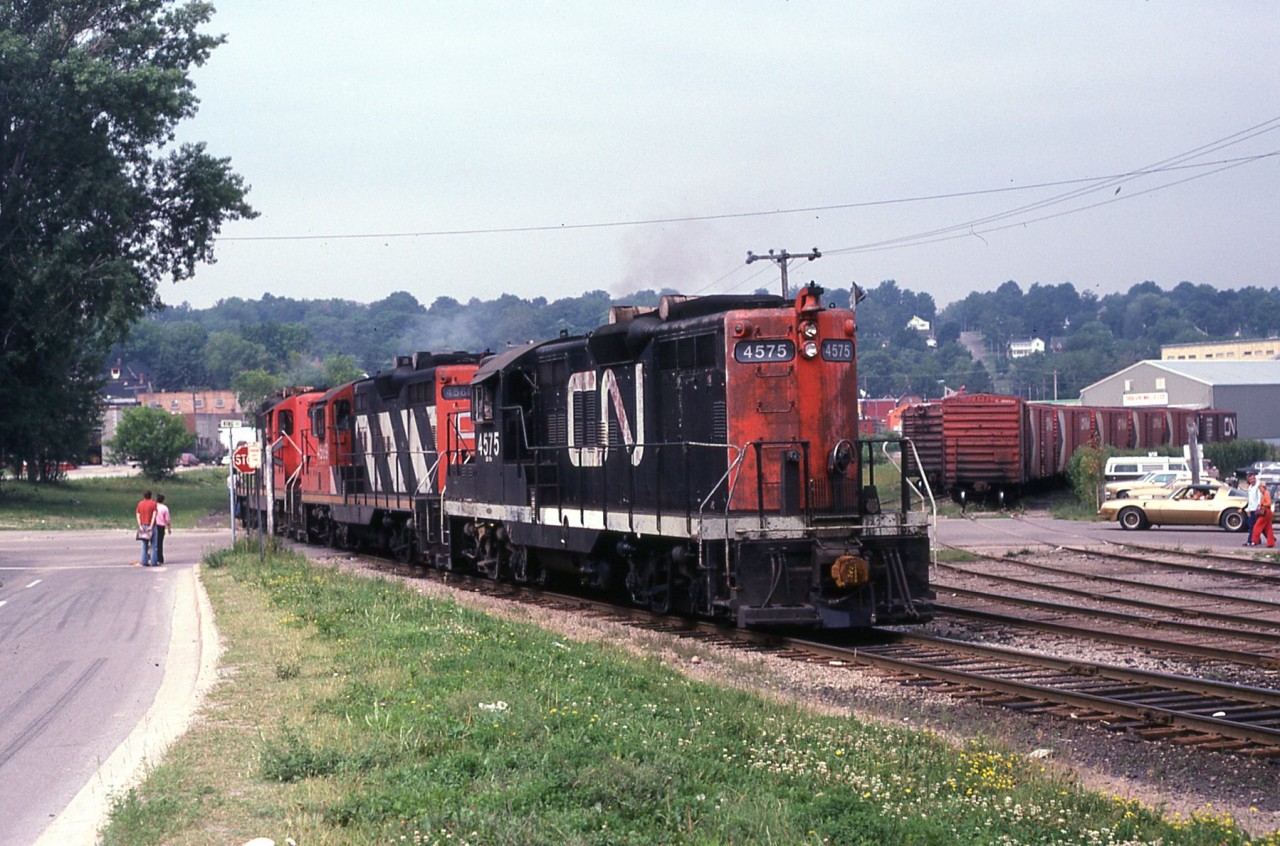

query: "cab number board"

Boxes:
[821, 339, 854, 361]
[734, 340, 795, 363]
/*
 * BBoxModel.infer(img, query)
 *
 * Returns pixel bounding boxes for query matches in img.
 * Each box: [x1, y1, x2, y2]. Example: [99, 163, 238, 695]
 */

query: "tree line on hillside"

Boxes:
[114, 278, 1280, 407]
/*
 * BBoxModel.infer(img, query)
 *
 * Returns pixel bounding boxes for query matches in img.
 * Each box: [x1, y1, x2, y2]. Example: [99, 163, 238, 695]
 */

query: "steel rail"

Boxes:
[935, 559, 1280, 626]
[937, 604, 1280, 669]
[889, 632, 1280, 708]
[938, 543, 1280, 614]
[1058, 542, 1280, 586]
[1104, 537, 1280, 568]
[936, 583, 1280, 646]
[784, 634, 1280, 750]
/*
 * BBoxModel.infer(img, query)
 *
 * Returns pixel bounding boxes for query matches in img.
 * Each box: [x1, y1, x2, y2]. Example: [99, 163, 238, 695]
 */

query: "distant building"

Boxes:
[135, 390, 245, 460]
[1079, 360, 1280, 440]
[1161, 337, 1280, 361]
[906, 315, 931, 333]
[1008, 337, 1045, 358]
[99, 359, 153, 463]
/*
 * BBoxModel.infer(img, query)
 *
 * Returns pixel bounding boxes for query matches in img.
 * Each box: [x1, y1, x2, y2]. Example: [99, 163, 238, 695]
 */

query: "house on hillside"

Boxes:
[906, 315, 937, 348]
[1008, 337, 1045, 359]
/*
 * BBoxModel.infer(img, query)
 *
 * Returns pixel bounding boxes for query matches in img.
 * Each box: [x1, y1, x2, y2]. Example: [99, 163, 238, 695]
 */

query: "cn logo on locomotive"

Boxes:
[567, 364, 645, 467]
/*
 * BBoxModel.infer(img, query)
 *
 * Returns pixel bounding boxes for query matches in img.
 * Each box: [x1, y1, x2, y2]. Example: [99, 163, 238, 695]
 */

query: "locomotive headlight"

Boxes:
[802, 340, 819, 359]
[800, 321, 818, 339]
[831, 555, 870, 589]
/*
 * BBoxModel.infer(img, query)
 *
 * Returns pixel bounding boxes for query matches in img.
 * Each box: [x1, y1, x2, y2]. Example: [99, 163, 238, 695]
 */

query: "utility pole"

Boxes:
[746, 247, 821, 299]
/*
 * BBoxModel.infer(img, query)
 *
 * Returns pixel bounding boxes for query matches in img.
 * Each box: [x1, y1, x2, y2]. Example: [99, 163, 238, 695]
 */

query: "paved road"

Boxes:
[0, 528, 226, 846]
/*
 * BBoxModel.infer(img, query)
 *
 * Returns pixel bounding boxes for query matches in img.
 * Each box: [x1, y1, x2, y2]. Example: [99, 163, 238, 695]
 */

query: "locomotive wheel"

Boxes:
[391, 527, 414, 563]
[648, 555, 673, 614]
[1220, 509, 1246, 532]
[510, 546, 543, 584]
[1118, 506, 1148, 530]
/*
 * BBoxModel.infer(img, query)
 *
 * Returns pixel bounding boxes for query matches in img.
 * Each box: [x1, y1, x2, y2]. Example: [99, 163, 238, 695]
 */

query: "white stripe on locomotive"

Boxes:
[566, 363, 645, 467]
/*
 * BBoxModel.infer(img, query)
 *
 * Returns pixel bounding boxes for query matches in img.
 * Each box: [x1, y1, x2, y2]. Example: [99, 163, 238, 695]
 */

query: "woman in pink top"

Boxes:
[153, 493, 171, 566]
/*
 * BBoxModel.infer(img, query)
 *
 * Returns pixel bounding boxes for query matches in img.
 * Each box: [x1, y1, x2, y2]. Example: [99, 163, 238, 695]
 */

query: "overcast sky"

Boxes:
[170, 1, 1280, 312]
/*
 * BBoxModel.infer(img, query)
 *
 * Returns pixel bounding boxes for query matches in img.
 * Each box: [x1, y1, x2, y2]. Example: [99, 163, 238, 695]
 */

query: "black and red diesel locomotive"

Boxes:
[238, 285, 935, 630]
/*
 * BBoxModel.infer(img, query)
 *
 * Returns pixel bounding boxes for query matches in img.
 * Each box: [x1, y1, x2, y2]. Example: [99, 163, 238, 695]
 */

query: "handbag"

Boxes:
[136, 526, 153, 541]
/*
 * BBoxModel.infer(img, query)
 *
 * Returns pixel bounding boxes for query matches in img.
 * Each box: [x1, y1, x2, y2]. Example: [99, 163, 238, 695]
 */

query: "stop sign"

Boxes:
[232, 445, 255, 473]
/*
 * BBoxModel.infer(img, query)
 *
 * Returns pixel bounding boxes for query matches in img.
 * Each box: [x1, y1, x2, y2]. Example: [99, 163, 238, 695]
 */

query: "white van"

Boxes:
[1103, 456, 1189, 483]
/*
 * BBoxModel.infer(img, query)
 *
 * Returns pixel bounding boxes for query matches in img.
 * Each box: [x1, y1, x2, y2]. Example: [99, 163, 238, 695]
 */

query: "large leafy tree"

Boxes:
[0, 1, 254, 478]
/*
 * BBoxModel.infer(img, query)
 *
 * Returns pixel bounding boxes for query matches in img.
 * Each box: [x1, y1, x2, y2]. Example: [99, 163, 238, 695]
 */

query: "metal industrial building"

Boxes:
[1079, 360, 1280, 440]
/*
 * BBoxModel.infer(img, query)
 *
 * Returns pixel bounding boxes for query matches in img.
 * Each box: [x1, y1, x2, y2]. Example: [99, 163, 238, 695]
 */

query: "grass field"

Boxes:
[98, 545, 1275, 846]
[0, 468, 230, 529]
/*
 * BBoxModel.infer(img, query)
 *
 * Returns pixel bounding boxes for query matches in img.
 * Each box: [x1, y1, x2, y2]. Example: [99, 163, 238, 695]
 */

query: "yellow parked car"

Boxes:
[1098, 483, 1248, 532]
[1104, 474, 1232, 501]
[1103, 470, 1188, 500]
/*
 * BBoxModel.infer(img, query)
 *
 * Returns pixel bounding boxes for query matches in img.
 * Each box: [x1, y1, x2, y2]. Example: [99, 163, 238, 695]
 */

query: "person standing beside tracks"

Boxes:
[1250, 479, 1275, 548]
[135, 490, 158, 565]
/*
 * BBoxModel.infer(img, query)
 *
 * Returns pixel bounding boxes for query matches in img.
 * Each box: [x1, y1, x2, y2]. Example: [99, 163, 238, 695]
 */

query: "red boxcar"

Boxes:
[900, 402, 943, 492]
[933, 395, 1237, 499]
[942, 393, 1024, 492]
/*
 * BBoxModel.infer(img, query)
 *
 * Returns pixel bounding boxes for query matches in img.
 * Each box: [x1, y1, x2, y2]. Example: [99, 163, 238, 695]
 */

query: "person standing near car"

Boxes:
[1244, 473, 1262, 545]
[153, 493, 171, 565]
[1250, 481, 1275, 548]
[135, 490, 158, 565]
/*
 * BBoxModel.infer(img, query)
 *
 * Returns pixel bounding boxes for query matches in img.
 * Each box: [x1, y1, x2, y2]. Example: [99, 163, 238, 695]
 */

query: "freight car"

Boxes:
[900, 392, 1236, 501]
[238, 285, 935, 630]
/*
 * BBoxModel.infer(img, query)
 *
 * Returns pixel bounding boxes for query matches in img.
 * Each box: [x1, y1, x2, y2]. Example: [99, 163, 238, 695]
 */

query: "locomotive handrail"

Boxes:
[703, 444, 749, 513]
[881, 437, 937, 513]
[414, 453, 443, 496]
[696, 442, 748, 527]
[897, 437, 937, 565]
[448, 434, 904, 536]
[497, 403, 534, 458]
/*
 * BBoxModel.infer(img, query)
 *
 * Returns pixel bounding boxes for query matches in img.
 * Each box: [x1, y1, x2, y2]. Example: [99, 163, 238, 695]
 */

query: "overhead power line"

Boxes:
[219, 124, 1280, 244]
[824, 116, 1280, 258]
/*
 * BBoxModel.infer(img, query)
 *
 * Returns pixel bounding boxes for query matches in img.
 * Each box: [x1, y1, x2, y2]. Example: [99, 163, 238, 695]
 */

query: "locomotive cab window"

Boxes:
[473, 381, 496, 424]
[333, 399, 352, 431]
[310, 404, 326, 441]
[277, 410, 294, 436]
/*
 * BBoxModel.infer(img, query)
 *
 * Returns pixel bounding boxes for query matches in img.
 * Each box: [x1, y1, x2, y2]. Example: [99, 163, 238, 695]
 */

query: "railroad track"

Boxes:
[933, 543, 1280, 671]
[803, 632, 1280, 756]
[936, 557, 1280, 632]
[555, 595, 1280, 756]
[327, 546, 1280, 757]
